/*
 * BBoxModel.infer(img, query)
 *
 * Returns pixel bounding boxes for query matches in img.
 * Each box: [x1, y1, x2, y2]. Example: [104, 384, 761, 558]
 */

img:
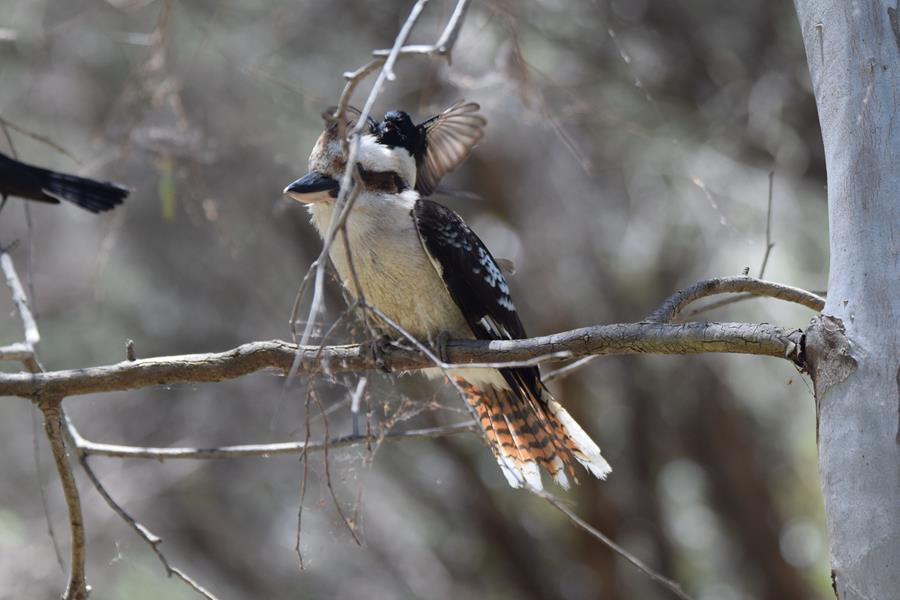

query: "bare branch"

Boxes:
[295, 0, 431, 352]
[32, 411, 66, 574]
[1, 250, 42, 372]
[39, 399, 88, 600]
[0, 321, 804, 399]
[63, 413, 219, 599]
[540, 492, 693, 600]
[75, 451, 217, 598]
[0, 114, 82, 164]
[71, 421, 477, 460]
[680, 174, 780, 319]
[372, 0, 472, 62]
[759, 170, 776, 278]
[291, 0, 473, 362]
[1, 250, 85, 598]
[648, 276, 824, 323]
[543, 355, 597, 382]
[286, 4, 477, 543]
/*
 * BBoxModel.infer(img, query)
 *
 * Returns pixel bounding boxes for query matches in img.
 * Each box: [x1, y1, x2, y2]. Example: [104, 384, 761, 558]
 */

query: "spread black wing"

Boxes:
[415, 101, 485, 197]
[413, 198, 543, 397]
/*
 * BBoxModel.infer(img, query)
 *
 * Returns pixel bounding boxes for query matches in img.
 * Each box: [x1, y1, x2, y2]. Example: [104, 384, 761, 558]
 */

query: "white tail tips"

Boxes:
[549, 400, 613, 480]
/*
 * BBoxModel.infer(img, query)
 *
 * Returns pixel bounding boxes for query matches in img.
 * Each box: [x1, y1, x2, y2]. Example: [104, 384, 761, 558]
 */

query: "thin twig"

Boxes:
[647, 276, 824, 324]
[293, 0, 430, 354]
[292, 306, 362, 567]
[288, 259, 319, 342]
[371, 0, 471, 62]
[759, 171, 775, 279]
[289, 0, 472, 381]
[67, 417, 217, 599]
[606, 27, 731, 231]
[540, 492, 693, 600]
[0, 115, 82, 164]
[682, 173, 780, 319]
[1, 250, 42, 372]
[71, 421, 478, 460]
[679, 292, 757, 319]
[309, 385, 363, 546]
[0, 248, 77, 595]
[286, 2, 474, 543]
[32, 409, 66, 574]
[350, 376, 368, 436]
[543, 355, 597, 382]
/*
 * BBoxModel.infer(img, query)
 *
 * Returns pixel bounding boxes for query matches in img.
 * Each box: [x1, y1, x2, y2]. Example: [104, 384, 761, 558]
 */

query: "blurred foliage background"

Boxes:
[0, 0, 830, 598]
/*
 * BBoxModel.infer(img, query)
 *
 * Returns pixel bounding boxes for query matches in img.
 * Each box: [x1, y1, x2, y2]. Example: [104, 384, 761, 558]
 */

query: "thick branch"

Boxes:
[0, 321, 803, 399]
[40, 399, 88, 600]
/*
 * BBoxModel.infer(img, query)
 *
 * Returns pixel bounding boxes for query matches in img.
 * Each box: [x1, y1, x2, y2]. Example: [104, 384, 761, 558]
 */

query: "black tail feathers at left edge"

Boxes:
[41, 170, 129, 213]
[0, 152, 129, 213]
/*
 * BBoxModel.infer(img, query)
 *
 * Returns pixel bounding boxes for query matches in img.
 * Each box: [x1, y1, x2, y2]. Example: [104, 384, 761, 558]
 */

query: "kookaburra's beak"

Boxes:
[283, 171, 340, 204]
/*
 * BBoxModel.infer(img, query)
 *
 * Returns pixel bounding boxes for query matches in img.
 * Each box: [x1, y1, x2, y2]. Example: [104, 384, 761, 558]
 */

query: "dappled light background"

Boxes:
[0, 1, 829, 599]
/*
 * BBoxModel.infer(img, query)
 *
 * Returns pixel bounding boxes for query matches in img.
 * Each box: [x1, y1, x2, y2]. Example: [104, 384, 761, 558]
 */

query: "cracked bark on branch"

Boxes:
[0, 321, 804, 399]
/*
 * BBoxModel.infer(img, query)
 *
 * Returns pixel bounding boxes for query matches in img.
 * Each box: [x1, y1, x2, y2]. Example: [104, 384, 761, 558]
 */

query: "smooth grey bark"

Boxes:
[794, 1, 900, 597]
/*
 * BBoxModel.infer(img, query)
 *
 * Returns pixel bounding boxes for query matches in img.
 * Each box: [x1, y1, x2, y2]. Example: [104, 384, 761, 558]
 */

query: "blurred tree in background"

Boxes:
[0, 0, 832, 598]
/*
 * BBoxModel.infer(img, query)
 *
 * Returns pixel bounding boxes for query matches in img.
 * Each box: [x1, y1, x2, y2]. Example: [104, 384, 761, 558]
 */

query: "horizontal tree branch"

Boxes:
[0, 321, 804, 399]
[70, 420, 477, 460]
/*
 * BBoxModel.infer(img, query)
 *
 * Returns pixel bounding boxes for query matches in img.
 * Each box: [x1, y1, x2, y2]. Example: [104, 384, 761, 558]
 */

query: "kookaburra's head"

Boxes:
[283, 112, 419, 204]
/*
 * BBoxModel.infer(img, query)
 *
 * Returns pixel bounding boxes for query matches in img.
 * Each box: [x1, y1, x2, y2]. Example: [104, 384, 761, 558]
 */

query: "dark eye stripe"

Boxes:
[357, 166, 407, 194]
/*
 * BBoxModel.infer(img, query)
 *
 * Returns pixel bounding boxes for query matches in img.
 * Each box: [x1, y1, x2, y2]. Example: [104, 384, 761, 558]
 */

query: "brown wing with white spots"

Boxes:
[413, 198, 611, 490]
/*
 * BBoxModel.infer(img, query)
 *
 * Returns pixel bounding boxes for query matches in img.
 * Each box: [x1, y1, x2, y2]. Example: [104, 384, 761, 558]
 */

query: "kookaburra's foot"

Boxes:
[361, 335, 394, 373]
[433, 330, 452, 364]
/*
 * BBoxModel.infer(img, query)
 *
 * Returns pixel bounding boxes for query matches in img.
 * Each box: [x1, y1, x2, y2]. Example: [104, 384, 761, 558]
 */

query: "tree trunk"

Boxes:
[793, 1, 900, 597]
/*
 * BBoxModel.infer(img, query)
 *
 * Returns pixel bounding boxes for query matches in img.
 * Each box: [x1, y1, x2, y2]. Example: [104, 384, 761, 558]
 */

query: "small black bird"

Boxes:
[376, 101, 485, 196]
[322, 101, 485, 197]
[0, 152, 129, 213]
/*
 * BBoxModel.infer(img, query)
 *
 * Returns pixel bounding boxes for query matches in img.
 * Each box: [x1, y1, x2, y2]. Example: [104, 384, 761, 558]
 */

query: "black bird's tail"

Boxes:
[0, 152, 128, 213]
[39, 169, 129, 213]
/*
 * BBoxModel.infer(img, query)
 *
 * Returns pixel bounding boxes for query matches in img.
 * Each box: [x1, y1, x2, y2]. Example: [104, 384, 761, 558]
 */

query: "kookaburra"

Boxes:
[284, 102, 610, 490]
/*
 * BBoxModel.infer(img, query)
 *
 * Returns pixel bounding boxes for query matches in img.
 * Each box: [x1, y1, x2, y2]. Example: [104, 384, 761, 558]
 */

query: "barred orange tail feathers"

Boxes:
[452, 376, 611, 491]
